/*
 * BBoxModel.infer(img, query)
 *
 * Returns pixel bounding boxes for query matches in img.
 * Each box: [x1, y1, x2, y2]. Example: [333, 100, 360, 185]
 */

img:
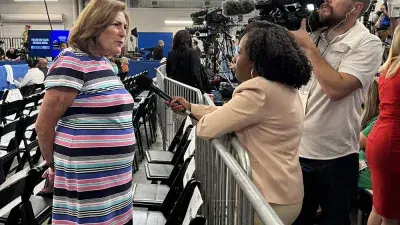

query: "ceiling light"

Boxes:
[164, 20, 194, 25]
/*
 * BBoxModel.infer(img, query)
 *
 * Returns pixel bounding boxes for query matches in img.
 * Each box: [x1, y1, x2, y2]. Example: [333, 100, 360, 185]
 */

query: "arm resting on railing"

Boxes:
[190, 104, 219, 119]
[192, 81, 267, 140]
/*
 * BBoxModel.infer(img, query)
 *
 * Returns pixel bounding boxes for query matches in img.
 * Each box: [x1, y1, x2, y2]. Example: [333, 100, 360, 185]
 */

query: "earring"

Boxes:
[251, 69, 255, 78]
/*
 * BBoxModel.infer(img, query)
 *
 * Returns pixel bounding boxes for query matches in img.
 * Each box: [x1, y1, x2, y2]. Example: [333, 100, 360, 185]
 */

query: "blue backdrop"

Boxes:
[138, 32, 173, 58]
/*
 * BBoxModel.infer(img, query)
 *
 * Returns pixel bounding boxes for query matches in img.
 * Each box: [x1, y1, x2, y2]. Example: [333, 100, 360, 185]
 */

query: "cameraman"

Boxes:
[290, 0, 383, 224]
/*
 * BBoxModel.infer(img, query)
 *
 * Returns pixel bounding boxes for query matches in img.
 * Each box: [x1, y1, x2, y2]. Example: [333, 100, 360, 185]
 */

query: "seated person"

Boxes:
[375, 4, 391, 42]
[118, 57, 129, 80]
[5, 47, 20, 61]
[37, 58, 48, 75]
[0, 45, 5, 60]
[14, 58, 44, 88]
[359, 77, 379, 190]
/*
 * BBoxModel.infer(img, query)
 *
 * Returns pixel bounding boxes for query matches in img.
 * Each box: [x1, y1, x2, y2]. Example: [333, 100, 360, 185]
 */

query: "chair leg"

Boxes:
[143, 119, 150, 149]
[0, 162, 5, 184]
[147, 117, 155, 144]
[150, 112, 157, 141]
[135, 130, 143, 162]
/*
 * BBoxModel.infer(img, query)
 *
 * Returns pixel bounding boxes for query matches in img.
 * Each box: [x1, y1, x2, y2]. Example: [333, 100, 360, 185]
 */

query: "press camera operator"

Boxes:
[290, 0, 383, 224]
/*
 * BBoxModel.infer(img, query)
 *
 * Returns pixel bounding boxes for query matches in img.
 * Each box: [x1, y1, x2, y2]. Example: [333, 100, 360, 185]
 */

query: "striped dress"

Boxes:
[45, 49, 135, 225]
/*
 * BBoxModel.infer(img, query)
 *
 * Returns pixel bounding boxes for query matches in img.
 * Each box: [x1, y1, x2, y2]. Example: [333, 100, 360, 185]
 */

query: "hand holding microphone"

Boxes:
[165, 97, 191, 113]
[135, 75, 198, 120]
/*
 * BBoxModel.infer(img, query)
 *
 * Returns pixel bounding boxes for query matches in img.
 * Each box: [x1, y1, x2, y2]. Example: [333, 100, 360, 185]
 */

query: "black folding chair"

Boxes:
[0, 119, 24, 184]
[133, 154, 196, 209]
[145, 118, 190, 164]
[19, 114, 40, 169]
[0, 99, 24, 125]
[132, 178, 204, 225]
[144, 127, 193, 184]
[0, 162, 52, 225]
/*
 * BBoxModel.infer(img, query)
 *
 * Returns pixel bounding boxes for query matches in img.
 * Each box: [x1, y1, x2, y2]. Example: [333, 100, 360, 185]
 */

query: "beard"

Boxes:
[318, 3, 349, 27]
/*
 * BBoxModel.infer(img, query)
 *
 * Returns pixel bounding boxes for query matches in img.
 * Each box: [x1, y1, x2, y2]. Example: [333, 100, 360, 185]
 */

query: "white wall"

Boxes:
[128, 8, 199, 34]
[0, 0, 75, 36]
[128, 8, 257, 34]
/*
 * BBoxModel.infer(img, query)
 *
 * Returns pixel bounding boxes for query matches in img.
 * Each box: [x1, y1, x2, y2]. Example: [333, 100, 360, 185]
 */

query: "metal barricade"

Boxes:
[195, 94, 283, 225]
[0, 37, 24, 52]
[156, 65, 167, 151]
[155, 65, 283, 225]
[155, 65, 203, 150]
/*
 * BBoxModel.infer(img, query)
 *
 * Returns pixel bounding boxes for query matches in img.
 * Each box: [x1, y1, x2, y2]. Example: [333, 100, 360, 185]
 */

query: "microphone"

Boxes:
[222, 0, 256, 16]
[135, 75, 198, 121]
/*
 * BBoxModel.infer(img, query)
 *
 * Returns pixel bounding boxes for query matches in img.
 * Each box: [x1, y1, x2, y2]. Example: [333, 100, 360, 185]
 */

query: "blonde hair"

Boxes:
[68, 0, 129, 56]
[379, 26, 400, 78]
[120, 57, 129, 64]
[361, 77, 379, 130]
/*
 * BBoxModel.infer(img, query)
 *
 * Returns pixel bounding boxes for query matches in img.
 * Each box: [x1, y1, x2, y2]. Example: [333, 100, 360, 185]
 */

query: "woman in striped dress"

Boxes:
[36, 0, 135, 224]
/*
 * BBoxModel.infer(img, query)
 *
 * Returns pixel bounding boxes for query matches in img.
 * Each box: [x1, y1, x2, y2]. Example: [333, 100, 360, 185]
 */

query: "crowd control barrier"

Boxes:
[156, 65, 203, 150]
[155, 65, 284, 225]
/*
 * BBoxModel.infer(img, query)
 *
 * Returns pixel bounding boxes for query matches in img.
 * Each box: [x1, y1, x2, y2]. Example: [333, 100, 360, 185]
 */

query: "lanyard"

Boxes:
[315, 28, 330, 55]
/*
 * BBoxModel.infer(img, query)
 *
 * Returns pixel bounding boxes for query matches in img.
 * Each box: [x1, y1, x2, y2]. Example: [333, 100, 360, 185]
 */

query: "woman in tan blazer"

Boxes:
[168, 21, 311, 224]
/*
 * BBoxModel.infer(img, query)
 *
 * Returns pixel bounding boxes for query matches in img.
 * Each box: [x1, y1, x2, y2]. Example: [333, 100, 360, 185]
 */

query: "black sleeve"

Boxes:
[190, 50, 204, 93]
[154, 47, 163, 60]
[143, 47, 155, 51]
[166, 53, 171, 77]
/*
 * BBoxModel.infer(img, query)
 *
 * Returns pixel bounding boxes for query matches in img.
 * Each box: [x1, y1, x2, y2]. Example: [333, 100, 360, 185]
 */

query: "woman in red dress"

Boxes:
[367, 26, 400, 225]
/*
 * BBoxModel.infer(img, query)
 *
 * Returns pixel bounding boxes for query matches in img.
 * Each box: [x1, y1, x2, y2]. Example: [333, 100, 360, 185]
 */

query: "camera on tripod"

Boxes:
[249, 0, 325, 31]
[186, 8, 233, 38]
[190, 7, 231, 26]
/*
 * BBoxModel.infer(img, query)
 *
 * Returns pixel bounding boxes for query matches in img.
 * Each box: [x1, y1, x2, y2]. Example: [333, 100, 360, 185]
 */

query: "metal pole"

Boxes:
[72, 0, 77, 24]
[78, 0, 83, 15]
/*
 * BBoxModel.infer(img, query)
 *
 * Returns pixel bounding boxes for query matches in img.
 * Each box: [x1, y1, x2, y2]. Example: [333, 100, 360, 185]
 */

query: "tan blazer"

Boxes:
[191, 76, 304, 205]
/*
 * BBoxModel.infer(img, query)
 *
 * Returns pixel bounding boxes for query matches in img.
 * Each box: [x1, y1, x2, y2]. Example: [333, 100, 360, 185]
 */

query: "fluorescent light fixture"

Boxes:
[164, 20, 193, 25]
[306, 4, 315, 11]
[14, 0, 58, 1]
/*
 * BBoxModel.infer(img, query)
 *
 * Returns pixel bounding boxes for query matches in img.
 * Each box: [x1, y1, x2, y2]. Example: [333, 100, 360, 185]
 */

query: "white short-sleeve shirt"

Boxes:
[299, 21, 383, 160]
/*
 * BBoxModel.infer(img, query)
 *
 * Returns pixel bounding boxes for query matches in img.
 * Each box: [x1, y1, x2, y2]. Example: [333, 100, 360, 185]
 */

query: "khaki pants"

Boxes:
[254, 201, 302, 225]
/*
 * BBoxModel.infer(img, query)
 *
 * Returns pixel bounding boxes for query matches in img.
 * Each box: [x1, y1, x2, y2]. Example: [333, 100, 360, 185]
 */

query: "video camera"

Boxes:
[249, 0, 325, 31]
[190, 7, 231, 26]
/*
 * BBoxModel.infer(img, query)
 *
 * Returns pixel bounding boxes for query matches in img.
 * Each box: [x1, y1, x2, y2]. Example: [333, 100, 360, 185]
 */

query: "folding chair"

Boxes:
[133, 153, 196, 209]
[145, 117, 190, 164]
[0, 119, 24, 183]
[0, 99, 24, 125]
[144, 127, 193, 183]
[19, 114, 40, 169]
[132, 178, 204, 225]
[0, 162, 52, 225]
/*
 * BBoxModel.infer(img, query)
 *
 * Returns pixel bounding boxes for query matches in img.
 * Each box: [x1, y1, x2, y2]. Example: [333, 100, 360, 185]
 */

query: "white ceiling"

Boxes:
[0, 0, 72, 3]
[0, 0, 225, 9]
[137, 0, 224, 8]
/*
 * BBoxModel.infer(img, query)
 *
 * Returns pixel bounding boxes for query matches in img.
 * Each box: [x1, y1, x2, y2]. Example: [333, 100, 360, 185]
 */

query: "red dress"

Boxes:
[367, 72, 400, 219]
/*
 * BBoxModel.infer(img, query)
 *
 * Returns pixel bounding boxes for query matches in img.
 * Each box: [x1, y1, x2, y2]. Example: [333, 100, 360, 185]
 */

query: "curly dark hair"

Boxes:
[243, 21, 312, 89]
[172, 30, 193, 51]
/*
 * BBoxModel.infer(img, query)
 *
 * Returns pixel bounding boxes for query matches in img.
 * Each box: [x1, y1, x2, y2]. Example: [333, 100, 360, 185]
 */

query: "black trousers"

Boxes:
[293, 153, 358, 225]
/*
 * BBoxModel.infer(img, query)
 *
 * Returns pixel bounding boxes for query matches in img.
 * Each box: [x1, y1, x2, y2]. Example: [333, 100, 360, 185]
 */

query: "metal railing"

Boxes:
[0, 37, 24, 52]
[155, 65, 284, 225]
[156, 65, 203, 150]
